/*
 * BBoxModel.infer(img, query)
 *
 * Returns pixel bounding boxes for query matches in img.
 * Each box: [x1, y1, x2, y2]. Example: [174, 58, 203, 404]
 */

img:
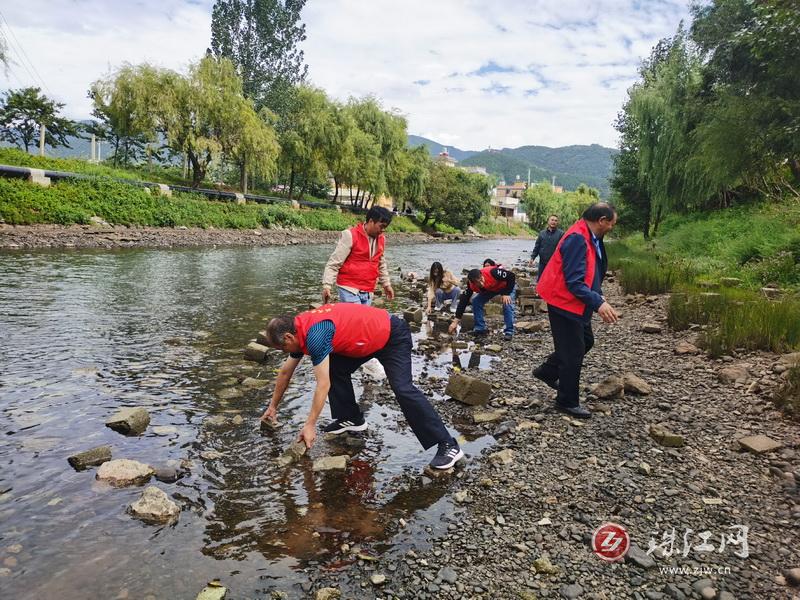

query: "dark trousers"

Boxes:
[327, 316, 451, 450]
[537, 308, 594, 408]
[536, 258, 549, 281]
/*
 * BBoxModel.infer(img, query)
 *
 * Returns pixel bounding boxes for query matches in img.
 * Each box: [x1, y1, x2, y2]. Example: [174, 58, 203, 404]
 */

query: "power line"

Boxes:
[0, 11, 52, 96]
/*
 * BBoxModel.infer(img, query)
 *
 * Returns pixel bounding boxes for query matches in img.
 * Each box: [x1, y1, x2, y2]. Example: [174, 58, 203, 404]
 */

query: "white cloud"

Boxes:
[1, 0, 690, 150]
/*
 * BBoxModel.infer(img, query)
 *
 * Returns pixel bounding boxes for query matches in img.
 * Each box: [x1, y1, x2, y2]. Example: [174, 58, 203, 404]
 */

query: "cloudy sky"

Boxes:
[1, 0, 691, 150]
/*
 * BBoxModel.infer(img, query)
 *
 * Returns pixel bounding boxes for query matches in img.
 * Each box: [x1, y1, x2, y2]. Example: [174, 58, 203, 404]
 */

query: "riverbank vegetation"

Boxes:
[607, 0, 800, 356]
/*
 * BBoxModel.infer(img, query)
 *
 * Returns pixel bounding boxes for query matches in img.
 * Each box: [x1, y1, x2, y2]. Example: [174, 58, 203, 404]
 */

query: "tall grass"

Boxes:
[668, 285, 800, 356]
[607, 240, 695, 295]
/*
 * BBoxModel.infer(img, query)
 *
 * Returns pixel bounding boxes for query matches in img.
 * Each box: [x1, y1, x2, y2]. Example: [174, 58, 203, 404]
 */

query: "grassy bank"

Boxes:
[606, 199, 800, 357]
[0, 176, 423, 232]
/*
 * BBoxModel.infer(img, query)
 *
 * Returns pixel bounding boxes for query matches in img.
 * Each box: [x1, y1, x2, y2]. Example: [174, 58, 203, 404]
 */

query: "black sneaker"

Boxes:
[468, 329, 489, 338]
[322, 415, 367, 434]
[503, 333, 513, 341]
[429, 439, 464, 470]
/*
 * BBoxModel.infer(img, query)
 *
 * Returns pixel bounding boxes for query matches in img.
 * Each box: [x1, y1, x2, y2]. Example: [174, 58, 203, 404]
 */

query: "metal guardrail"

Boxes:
[0, 163, 365, 213]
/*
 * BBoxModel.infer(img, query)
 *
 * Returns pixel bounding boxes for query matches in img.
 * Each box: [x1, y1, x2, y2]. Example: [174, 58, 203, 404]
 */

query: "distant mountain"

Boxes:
[409, 135, 617, 198]
[407, 135, 478, 163]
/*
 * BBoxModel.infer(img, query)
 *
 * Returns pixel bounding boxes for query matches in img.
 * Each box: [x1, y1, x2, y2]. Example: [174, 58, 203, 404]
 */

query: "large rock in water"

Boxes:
[105, 407, 150, 435]
[313, 455, 349, 471]
[96, 459, 154, 487]
[277, 441, 307, 467]
[68, 445, 112, 471]
[196, 583, 227, 600]
[445, 373, 492, 405]
[128, 486, 180, 525]
[244, 342, 268, 362]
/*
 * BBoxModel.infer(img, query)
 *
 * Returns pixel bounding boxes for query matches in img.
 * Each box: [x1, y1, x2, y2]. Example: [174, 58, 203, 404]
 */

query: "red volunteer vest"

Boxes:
[336, 223, 385, 292]
[294, 303, 391, 358]
[537, 219, 596, 315]
[468, 265, 509, 294]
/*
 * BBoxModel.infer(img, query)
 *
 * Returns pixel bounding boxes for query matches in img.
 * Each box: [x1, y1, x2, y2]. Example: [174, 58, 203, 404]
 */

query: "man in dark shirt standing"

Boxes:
[532, 203, 619, 418]
[449, 264, 516, 341]
[530, 215, 564, 281]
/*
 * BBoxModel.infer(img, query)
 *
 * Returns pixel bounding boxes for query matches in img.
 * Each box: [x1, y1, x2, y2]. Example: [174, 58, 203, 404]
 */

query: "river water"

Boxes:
[0, 238, 532, 599]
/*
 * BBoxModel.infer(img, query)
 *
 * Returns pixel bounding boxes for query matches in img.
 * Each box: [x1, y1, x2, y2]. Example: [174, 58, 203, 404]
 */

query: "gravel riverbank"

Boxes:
[304, 278, 800, 599]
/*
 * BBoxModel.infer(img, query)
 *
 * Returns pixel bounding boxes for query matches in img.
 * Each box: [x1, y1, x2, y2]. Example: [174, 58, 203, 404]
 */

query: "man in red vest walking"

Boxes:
[322, 206, 395, 305]
[260, 303, 464, 470]
[533, 202, 619, 418]
[448, 263, 517, 340]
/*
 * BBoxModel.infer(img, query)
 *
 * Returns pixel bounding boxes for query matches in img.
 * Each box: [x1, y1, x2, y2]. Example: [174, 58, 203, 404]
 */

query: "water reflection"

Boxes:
[0, 239, 530, 598]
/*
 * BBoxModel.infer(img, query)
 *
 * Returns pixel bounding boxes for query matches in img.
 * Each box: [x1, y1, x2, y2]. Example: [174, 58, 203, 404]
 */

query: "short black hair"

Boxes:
[365, 206, 393, 225]
[467, 268, 482, 282]
[482, 258, 496, 267]
[582, 202, 616, 222]
[265, 315, 296, 347]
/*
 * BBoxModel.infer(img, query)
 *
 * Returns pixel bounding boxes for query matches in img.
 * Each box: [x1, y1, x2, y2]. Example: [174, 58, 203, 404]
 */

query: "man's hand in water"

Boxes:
[298, 422, 317, 448]
[260, 403, 277, 423]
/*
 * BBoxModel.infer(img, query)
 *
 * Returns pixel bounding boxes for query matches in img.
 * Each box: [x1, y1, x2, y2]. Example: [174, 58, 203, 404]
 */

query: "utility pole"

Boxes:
[39, 123, 46, 157]
[527, 168, 531, 187]
[90, 134, 96, 162]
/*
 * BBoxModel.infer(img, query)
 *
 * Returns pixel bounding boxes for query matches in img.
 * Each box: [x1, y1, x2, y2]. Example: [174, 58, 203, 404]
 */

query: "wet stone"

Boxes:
[277, 441, 307, 467]
[105, 407, 150, 435]
[196, 583, 227, 600]
[445, 373, 492, 406]
[68, 445, 112, 471]
[128, 486, 180, 525]
[96, 459, 154, 487]
[244, 342, 268, 362]
[312, 455, 348, 472]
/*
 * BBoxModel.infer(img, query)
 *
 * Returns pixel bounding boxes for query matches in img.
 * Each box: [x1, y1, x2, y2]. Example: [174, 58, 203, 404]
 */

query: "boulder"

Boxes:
[472, 409, 507, 424]
[738, 434, 783, 454]
[784, 568, 800, 586]
[445, 373, 492, 406]
[244, 342, 268, 362]
[488, 449, 514, 465]
[675, 341, 700, 355]
[196, 583, 227, 600]
[67, 445, 112, 471]
[277, 441, 307, 467]
[312, 455, 349, 471]
[649, 424, 685, 448]
[460, 313, 475, 331]
[403, 307, 424, 324]
[762, 287, 784, 299]
[256, 330, 269, 345]
[591, 375, 625, 399]
[623, 373, 652, 395]
[128, 486, 180, 525]
[517, 320, 545, 333]
[642, 323, 662, 333]
[105, 407, 150, 435]
[718, 364, 750, 384]
[96, 459, 154, 487]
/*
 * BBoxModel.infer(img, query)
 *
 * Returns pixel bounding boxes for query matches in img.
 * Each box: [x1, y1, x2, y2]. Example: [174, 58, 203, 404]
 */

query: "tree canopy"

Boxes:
[0, 87, 81, 153]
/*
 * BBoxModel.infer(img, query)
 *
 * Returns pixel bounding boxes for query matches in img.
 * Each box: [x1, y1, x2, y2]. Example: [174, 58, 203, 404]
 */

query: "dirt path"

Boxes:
[310, 278, 800, 599]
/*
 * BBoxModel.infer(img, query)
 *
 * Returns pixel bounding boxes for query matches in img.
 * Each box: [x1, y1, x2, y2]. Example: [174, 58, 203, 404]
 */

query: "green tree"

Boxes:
[418, 163, 490, 229]
[210, 0, 308, 114]
[89, 64, 161, 166]
[0, 87, 81, 153]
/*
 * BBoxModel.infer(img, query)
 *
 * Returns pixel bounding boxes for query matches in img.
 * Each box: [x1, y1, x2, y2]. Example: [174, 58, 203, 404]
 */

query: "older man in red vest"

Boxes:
[260, 303, 464, 470]
[322, 206, 395, 305]
[533, 202, 619, 418]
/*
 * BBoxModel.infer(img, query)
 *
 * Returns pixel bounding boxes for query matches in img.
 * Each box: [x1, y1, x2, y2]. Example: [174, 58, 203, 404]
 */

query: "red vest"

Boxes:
[469, 265, 508, 294]
[537, 219, 596, 315]
[294, 303, 391, 358]
[336, 223, 385, 291]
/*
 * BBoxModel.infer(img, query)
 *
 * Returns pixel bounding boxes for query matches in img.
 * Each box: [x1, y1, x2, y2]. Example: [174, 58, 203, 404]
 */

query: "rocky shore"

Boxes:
[302, 277, 800, 599]
[0, 223, 449, 250]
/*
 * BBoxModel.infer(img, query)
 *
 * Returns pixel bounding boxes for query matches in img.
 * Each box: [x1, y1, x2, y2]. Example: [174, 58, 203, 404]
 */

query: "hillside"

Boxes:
[407, 135, 477, 162]
[409, 135, 616, 197]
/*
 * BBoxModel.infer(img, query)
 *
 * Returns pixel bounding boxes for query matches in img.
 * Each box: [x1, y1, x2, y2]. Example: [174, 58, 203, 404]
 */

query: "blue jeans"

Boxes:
[338, 287, 372, 305]
[472, 287, 516, 335]
[327, 316, 452, 449]
[435, 286, 461, 309]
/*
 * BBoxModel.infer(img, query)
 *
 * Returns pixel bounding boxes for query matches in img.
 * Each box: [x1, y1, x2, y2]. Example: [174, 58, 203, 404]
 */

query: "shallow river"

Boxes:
[0, 238, 532, 599]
